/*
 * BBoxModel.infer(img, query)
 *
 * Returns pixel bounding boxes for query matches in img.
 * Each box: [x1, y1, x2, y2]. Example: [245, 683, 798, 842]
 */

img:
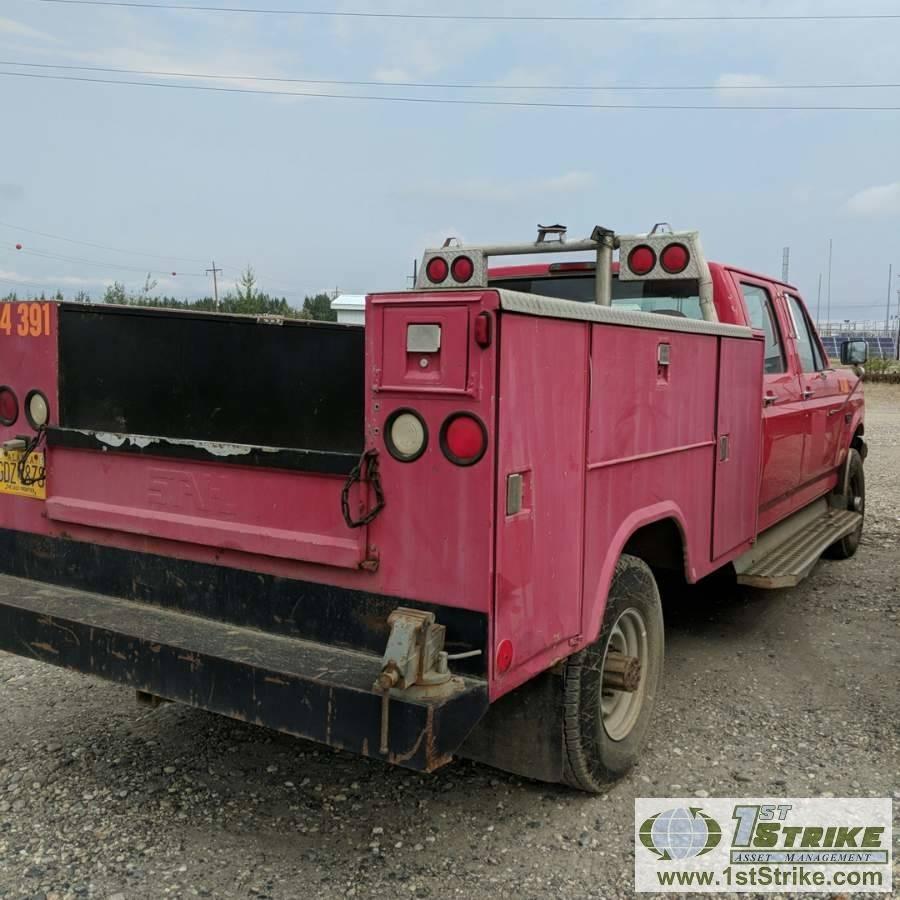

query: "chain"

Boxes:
[17, 425, 47, 486]
[341, 448, 386, 529]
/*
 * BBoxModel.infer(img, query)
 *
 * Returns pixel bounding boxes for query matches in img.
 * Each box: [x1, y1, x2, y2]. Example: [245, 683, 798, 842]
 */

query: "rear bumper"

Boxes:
[0, 573, 488, 772]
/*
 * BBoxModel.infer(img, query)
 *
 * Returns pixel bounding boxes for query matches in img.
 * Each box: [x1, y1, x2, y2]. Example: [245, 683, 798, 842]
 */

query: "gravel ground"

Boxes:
[1, 387, 898, 900]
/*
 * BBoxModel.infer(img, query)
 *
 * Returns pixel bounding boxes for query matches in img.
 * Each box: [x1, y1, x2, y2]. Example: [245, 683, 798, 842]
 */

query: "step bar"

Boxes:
[0, 573, 488, 772]
[734, 500, 862, 589]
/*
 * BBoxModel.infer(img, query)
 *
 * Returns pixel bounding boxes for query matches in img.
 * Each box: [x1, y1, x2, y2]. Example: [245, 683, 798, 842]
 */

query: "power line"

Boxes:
[0, 219, 208, 264]
[31, 0, 900, 23]
[17, 246, 205, 276]
[4, 70, 900, 111]
[4, 60, 900, 93]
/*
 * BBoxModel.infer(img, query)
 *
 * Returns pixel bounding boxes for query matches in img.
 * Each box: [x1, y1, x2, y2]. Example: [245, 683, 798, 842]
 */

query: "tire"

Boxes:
[825, 448, 865, 560]
[562, 555, 664, 793]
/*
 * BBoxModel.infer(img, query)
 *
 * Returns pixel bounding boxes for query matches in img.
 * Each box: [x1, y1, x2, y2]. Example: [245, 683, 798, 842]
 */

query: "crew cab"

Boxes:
[0, 225, 867, 791]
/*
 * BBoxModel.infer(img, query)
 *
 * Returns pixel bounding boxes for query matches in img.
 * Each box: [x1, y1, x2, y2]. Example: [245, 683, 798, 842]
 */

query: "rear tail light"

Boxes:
[660, 243, 690, 274]
[425, 257, 449, 285]
[451, 255, 475, 283]
[440, 413, 488, 466]
[24, 390, 49, 429]
[0, 386, 18, 426]
[385, 409, 428, 462]
[627, 245, 657, 276]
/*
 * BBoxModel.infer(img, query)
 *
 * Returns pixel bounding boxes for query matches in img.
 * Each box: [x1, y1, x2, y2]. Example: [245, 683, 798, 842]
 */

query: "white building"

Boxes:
[331, 294, 365, 326]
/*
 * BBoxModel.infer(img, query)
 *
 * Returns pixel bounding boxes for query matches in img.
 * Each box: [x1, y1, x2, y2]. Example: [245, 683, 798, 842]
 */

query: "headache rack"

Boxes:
[415, 223, 717, 323]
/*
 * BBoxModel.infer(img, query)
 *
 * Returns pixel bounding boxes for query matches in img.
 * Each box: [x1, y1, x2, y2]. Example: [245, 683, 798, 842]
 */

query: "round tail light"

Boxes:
[451, 255, 475, 283]
[440, 413, 488, 466]
[385, 409, 428, 462]
[0, 387, 18, 426]
[25, 390, 49, 429]
[660, 243, 690, 275]
[426, 257, 449, 284]
[627, 245, 657, 276]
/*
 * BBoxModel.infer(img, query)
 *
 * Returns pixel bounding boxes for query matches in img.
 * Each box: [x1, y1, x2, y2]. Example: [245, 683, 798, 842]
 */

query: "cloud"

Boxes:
[414, 171, 596, 203]
[715, 73, 777, 101]
[847, 182, 900, 216]
[0, 17, 58, 43]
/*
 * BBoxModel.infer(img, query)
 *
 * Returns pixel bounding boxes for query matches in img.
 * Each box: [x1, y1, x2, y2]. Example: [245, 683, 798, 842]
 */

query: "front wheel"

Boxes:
[562, 555, 664, 793]
[825, 448, 865, 560]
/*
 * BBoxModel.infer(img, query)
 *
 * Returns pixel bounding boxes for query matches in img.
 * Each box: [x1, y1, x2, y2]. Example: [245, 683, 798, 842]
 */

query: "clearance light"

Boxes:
[451, 255, 475, 283]
[0, 387, 18, 426]
[496, 640, 514, 674]
[25, 390, 49, 429]
[660, 243, 691, 275]
[426, 257, 449, 285]
[385, 409, 428, 462]
[441, 413, 488, 467]
[628, 245, 657, 277]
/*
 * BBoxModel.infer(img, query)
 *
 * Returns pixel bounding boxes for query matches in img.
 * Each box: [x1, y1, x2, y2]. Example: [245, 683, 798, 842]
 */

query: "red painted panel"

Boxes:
[588, 328, 718, 466]
[712, 337, 764, 560]
[493, 314, 589, 679]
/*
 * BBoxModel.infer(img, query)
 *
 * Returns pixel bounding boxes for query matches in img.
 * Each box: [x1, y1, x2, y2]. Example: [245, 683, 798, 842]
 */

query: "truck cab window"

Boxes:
[740, 284, 786, 374]
[786, 294, 824, 373]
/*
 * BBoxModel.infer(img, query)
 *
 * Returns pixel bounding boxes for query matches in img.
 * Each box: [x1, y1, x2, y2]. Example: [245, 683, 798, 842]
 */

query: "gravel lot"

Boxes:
[1, 386, 898, 900]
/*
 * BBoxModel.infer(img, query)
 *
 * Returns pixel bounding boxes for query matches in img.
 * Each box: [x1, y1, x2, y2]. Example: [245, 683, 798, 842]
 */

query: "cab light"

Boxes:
[440, 413, 488, 466]
[451, 255, 475, 283]
[0, 387, 18, 426]
[628, 245, 657, 277]
[426, 257, 449, 284]
[385, 409, 428, 462]
[24, 390, 49, 429]
[660, 243, 690, 275]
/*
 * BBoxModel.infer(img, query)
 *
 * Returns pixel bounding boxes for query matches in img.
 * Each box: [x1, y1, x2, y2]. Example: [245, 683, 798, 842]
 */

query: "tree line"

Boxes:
[1, 266, 338, 321]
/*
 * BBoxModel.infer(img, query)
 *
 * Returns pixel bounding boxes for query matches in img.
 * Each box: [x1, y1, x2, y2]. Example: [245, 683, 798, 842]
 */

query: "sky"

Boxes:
[1, 0, 899, 325]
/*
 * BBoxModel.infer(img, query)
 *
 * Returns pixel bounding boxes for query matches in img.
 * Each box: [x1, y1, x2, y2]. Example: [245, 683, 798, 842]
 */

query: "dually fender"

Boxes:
[581, 501, 692, 647]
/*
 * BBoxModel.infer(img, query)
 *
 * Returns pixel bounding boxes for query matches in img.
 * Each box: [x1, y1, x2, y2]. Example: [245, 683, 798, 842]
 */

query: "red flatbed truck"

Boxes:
[0, 225, 867, 791]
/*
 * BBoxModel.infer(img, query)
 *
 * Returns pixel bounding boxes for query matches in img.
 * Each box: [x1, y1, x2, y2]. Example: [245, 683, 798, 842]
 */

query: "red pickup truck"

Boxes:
[0, 224, 867, 792]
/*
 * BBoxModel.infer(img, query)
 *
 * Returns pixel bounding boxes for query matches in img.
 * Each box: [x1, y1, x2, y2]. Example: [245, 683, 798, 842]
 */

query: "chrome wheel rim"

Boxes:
[600, 608, 649, 742]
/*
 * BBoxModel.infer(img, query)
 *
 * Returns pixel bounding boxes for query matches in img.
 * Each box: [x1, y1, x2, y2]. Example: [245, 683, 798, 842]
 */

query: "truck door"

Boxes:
[783, 292, 845, 486]
[736, 280, 805, 512]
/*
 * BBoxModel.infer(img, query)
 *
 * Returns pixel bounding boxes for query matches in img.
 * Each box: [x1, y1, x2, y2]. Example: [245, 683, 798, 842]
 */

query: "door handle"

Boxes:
[802, 388, 813, 400]
[764, 392, 777, 407]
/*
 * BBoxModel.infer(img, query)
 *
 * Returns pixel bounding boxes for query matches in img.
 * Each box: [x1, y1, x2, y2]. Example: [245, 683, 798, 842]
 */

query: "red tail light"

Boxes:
[627, 245, 657, 276]
[441, 413, 488, 466]
[426, 257, 449, 284]
[660, 243, 690, 274]
[0, 387, 18, 426]
[451, 255, 475, 283]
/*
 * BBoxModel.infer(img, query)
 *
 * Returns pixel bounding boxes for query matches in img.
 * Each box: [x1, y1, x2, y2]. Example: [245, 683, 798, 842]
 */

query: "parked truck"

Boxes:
[0, 224, 867, 791]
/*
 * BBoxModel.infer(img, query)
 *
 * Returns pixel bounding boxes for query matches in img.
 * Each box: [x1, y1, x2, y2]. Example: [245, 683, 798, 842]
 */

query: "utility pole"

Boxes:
[206, 260, 222, 310]
[887, 264, 893, 333]
[816, 273, 823, 329]
[782, 247, 791, 284]
[826, 238, 833, 331]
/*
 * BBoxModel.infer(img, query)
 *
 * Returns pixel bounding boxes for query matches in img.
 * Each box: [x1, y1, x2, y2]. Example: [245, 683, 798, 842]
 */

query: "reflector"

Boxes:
[426, 257, 449, 284]
[441, 413, 487, 466]
[451, 255, 475, 283]
[660, 243, 690, 275]
[628, 245, 657, 277]
[0, 387, 18, 426]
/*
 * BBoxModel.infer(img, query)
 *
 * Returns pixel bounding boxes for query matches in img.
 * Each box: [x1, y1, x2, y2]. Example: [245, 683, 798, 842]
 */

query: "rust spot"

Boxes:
[30, 642, 59, 655]
[361, 738, 369, 757]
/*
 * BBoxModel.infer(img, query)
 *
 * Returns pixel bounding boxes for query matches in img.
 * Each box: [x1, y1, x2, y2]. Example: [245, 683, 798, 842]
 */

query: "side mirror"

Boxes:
[840, 340, 868, 366]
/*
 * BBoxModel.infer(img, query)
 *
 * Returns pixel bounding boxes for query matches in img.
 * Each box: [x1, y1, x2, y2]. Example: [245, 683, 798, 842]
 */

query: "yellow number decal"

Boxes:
[29, 303, 43, 337]
[8, 302, 51, 337]
[0, 304, 10, 336]
[16, 303, 29, 336]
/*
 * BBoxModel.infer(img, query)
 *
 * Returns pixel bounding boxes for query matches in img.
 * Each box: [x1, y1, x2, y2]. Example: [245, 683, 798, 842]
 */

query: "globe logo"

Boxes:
[640, 808, 722, 861]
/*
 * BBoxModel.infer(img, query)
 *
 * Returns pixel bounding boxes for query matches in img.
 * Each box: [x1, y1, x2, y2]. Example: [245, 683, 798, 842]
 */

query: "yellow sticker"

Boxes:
[0, 449, 46, 500]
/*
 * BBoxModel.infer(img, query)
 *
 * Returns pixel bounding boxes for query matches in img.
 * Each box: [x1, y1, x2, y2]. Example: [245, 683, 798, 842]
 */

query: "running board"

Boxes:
[735, 501, 862, 589]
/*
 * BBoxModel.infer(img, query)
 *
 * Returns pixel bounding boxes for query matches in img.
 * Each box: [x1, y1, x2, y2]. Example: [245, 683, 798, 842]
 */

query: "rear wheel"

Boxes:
[562, 555, 664, 793]
[825, 448, 865, 560]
